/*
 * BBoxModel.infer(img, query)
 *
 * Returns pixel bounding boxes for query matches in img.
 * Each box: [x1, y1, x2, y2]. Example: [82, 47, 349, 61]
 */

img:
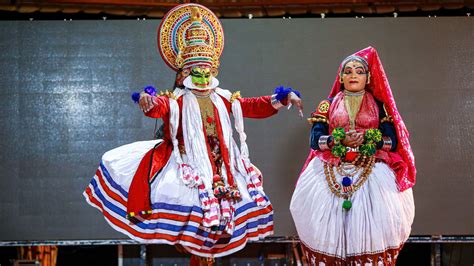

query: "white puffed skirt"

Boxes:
[290, 157, 414, 265]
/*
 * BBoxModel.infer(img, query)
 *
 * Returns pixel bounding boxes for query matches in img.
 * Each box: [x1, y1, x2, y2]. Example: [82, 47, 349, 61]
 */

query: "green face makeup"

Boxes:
[191, 67, 211, 88]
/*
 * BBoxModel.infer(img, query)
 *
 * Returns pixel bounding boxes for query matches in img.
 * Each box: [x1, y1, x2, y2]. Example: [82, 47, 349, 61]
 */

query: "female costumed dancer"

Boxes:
[83, 3, 302, 264]
[290, 47, 415, 265]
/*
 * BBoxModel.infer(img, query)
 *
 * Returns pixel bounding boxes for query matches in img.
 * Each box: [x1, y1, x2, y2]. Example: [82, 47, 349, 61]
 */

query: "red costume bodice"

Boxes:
[329, 91, 379, 134]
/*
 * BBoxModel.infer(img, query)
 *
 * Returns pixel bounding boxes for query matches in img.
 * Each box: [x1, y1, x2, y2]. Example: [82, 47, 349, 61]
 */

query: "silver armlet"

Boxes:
[271, 94, 285, 110]
[318, 135, 331, 151]
[382, 136, 392, 151]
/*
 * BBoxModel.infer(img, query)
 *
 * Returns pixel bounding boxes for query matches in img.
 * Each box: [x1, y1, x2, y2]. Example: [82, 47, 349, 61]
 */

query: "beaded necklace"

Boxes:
[324, 155, 376, 210]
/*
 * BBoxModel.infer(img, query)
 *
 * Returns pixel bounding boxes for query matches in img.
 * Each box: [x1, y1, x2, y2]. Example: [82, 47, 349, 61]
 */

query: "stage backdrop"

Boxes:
[0, 17, 472, 241]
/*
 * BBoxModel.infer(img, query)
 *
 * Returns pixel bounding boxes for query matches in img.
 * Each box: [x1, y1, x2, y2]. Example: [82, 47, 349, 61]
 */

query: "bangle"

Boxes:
[318, 135, 331, 151]
[382, 136, 392, 151]
[271, 94, 285, 109]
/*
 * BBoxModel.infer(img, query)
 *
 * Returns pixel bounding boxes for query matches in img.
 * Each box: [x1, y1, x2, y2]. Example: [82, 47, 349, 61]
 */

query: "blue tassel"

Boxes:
[342, 177, 352, 187]
[132, 85, 157, 104]
[273, 86, 301, 101]
[292, 89, 301, 98]
[273, 86, 291, 101]
[143, 85, 157, 96]
[131, 92, 140, 103]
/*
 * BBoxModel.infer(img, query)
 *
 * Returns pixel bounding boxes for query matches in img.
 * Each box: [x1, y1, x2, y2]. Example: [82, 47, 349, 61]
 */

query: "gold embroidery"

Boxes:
[196, 96, 217, 136]
[380, 116, 393, 123]
[158, 4, 224, 71]
[317, 100, 330, 114]
[308, 117, 328, 124]
[344, 94, 364, 131]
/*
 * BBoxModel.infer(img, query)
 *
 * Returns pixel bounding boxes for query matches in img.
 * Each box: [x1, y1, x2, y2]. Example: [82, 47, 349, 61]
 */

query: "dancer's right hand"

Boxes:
[139, 92, 157, 113]
[342, 131, 364, 148]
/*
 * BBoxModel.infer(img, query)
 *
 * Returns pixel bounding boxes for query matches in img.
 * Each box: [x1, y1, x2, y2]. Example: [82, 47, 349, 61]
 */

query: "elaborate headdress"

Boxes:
[158, 4, 224, 71]
[329, 47, 416, 191]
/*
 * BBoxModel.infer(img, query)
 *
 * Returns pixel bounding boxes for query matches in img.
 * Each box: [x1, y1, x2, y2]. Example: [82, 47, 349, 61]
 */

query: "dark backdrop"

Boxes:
[0, 17, 472, 241]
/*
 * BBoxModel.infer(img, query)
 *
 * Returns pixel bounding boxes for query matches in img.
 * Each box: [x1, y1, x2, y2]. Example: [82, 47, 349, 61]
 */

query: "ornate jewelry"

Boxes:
[318, 135, 331, 151]
[381, 136, 392, 151]
[317, 100, 330, 114]
[380, 116, 394, 123]
[343, 89, 365, 97]
[343, 90, 364, 130]
[324, 155, 376, 210]
[158, 4, 224, 71]
[271, 94, 284, 109]
[307, 116, 328, 124]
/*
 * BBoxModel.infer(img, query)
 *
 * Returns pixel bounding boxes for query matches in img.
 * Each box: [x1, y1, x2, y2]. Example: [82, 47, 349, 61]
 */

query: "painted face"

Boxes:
[191, 67, 212, 88]
[341, 61, 368, 92]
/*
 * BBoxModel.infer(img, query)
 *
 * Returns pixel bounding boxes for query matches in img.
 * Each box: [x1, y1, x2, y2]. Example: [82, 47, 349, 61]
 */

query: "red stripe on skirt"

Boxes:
[85, 187, 205, 246]
[95, 170, 127, 206]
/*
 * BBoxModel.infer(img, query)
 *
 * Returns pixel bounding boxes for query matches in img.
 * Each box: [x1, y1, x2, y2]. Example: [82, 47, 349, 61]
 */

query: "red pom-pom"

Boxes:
[206, 116, 213, 123]
[213, 174, 221, 183]
[344, 151, 358, 162]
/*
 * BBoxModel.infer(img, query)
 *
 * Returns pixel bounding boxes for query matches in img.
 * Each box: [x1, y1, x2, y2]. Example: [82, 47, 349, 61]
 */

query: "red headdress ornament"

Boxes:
[329, 47, 416, 191]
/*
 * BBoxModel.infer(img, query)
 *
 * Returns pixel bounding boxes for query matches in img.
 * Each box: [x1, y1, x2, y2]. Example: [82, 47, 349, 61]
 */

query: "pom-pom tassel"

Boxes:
[131, 92, 140, 103]
[273, 86, 301, 101]
[131, 85, 158, 104]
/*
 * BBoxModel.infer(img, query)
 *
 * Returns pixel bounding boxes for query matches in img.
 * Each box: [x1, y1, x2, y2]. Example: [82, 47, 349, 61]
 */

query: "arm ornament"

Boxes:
[271, 94, 285, 109]
[380, 116, 393, 123]
[331, 128, 347, 157]
[318, 135, 332, 151]
[308, 114, 328, 124]
[359, 129, 382, 156]
[381, 136, 393, 151]
[380, 104, 393, 123]
[309, 100, 330, 124]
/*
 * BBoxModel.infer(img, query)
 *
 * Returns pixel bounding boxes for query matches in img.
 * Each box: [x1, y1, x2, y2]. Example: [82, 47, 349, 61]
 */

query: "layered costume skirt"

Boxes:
[290, 157, 414, 265]
[84, 140, 274, 257]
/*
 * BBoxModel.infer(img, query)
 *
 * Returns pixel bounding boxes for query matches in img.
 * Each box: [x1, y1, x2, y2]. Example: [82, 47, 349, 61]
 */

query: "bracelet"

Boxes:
[271, 94, 285, 110]
[381, 136, 392, 151]
[318, 135, 331, 151]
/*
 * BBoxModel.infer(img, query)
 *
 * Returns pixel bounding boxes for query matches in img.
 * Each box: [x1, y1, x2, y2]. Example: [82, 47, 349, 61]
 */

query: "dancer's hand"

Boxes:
[342, 131, 364, 148]
[139, 92, 156, 113]
[287, 92, 304, 118]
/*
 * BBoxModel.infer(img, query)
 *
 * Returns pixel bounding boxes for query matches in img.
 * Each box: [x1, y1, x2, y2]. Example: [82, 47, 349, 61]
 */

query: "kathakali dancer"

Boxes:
[83, 3, 302, 262]
[290, 47, 415, 265]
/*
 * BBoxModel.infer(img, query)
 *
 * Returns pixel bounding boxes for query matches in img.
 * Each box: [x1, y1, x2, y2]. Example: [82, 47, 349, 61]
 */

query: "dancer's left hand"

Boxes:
[139, 92, 157, 113]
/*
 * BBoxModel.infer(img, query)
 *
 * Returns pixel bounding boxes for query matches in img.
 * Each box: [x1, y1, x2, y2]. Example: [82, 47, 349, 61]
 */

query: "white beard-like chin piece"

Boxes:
[183, 76, 219, 90]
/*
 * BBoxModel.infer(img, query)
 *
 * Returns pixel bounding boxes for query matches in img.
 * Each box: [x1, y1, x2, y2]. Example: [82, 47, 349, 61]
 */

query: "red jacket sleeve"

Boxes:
[144, 96, 170, 118]
[238, 95, 278, 119]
